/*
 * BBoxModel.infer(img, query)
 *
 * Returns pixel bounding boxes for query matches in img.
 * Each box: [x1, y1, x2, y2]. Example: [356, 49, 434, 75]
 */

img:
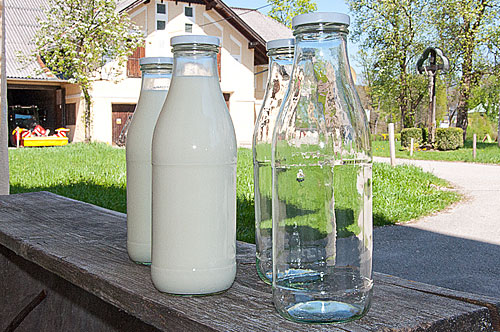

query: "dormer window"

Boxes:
[185, 23, 193, 33]
[185, 6, 193, 17]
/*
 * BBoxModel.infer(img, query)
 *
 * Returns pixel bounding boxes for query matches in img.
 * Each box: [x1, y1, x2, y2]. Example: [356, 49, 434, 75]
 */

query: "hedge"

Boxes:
[435, 128, 464, 150]
[401, 128, 422, 147]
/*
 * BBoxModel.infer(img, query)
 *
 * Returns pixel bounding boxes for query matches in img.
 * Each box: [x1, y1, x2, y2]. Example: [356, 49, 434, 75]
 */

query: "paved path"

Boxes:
[373, 157, 500, 298]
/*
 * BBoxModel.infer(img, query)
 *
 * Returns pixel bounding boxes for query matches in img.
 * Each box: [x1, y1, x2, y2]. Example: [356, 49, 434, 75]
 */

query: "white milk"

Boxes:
[126, 89, 169, 263]
[151, 76, 237, 294]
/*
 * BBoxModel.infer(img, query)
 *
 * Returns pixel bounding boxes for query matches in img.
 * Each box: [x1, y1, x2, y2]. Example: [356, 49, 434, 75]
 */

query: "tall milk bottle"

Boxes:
[151, 35, 237, 295]
[126, 57, 173, 264]
[253, 38, 294, 284]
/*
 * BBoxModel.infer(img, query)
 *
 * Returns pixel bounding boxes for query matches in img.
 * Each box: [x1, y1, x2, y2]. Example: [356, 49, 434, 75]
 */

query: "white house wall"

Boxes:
[97, 0, 257, 147]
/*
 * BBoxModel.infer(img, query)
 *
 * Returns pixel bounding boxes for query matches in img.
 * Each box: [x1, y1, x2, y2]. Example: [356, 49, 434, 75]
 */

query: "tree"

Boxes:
[348, 0, 429, 129]
[32, 0, 143, 141]
[430, 0, 500, 140]
[267, 0, 317, 28]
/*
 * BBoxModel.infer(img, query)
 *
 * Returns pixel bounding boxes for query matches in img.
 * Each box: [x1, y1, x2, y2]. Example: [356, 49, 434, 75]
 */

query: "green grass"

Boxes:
[9, 143, 460, 243]
[373, 140, 500, 164]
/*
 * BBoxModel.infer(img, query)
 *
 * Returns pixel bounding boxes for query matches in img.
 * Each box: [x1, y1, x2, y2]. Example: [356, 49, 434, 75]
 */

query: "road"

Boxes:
[373, 157, 500, 298]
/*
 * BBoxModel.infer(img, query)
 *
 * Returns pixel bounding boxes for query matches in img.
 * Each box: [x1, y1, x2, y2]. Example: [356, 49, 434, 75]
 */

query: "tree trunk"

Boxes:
[82, 87, 92, 142]
[455, 56, 473, 142]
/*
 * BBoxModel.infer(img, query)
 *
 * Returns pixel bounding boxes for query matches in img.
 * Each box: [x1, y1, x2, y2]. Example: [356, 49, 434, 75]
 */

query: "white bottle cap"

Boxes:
[170, 35, 221, 47]
[139, 57, 174, 65]
[266, 38, 295, 51]
[292, 12, 350, 29]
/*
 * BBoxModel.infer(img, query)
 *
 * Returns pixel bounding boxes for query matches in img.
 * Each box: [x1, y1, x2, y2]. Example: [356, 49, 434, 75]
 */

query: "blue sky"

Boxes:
[223, 0, 362, 74]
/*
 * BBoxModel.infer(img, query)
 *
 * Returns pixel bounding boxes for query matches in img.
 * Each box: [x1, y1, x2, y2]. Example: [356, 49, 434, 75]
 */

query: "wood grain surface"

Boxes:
[0, 191, 498, 332]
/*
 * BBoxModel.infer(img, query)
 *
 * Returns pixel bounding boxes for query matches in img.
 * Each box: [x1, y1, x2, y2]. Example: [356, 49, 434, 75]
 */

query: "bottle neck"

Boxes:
[172, 44, 219, 79]
[293, 23, 351, 86]
[140, 64, 172, 91]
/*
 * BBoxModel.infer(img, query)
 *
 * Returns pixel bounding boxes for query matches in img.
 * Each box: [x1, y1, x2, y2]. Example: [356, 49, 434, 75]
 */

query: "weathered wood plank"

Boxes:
[0, 191, 497, 332]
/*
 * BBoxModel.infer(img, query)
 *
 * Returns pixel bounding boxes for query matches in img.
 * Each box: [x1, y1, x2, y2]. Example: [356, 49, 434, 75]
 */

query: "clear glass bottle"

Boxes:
[253, 38, 294, 284]
[272, 13, 373, 323]
[151, 35, 237, 295]
[126, 57, 173, 265]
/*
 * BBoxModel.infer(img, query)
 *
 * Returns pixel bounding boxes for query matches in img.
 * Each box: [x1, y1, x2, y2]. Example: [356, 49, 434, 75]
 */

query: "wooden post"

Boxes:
[389, 123, 396, 166]
[473, 134, 477, 160]
[410, 138, 414, 157]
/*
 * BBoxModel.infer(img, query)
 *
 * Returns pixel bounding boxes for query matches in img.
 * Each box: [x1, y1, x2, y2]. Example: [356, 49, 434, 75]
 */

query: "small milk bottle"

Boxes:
[272, 13, 373, 323]
[253, 38, 294, 284]
[126, 57, 173, 264]
[151, 35, 237, 295]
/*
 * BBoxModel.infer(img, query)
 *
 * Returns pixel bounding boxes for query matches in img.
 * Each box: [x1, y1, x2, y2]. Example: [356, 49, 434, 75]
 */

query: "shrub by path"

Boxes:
[373, 157, 500, 298]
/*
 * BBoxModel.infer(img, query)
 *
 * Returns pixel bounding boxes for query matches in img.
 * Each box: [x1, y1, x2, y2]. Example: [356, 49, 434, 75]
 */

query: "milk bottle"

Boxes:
[126, 57, 173, 264]
[151, 35, 237, 295]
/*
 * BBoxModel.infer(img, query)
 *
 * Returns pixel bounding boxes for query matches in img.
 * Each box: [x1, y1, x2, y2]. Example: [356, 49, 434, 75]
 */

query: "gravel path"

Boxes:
[373, 157, 500, 298]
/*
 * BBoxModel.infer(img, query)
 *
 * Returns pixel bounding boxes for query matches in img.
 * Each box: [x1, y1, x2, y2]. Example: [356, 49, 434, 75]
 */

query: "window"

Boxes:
[184, 6, 193, 17]
[156, 0, 168, 31]
[185, 23, 192, 33]
[156, 3, 166, 14]
[157, 20, 166, 30]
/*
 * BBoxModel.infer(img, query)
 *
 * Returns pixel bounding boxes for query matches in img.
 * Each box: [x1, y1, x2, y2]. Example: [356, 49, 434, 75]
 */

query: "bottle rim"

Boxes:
[292, 12, 350, 29]
[139, 57, 174, 66]
[266, 38, 295, 51]
[170, 34, 220, 47]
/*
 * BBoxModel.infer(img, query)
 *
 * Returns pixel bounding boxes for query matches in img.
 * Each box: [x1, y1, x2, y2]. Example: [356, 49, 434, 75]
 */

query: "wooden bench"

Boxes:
[1, 191, 499, 331]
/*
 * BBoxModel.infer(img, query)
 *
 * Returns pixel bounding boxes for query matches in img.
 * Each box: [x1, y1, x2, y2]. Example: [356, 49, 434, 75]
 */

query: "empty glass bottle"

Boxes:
[126, 57, 173, 264]
[272, 13, 373, 323]
[151, 35, 237, 295]
[253, 38, 294, 284]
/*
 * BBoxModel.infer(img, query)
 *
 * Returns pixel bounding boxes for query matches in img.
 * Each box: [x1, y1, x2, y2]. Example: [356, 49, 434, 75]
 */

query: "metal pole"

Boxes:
[389, 123, 396, 166]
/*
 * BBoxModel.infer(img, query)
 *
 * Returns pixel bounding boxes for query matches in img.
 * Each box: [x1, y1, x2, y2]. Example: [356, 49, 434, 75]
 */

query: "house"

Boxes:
[5, 0, 292, 146]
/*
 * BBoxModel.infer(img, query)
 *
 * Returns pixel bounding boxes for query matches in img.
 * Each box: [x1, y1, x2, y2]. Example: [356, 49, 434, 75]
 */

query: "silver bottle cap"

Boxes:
[292, 12, 350, 29]
[266, 38, 295, 51]
[170, 35, 221, 47]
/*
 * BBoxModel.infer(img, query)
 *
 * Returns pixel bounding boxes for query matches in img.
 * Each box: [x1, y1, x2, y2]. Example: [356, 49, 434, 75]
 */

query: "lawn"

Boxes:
[373, 139, 500, 164]
[9, 143, 460, 243]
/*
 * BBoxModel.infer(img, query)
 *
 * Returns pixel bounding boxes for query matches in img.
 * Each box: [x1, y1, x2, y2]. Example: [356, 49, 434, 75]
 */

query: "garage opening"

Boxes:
[7, 84, 65, 145]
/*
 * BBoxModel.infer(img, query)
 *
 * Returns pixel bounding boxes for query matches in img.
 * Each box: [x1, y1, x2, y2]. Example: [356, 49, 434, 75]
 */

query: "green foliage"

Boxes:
[466, 113, 499, 141]
[267, 0, 317, 28]
[373, 140, 500, 163]
[421, 127, 429, 144]
[348, 0, 430, 128]
[430, 0, 500, 137]
[435, 128, 464, 150]
[31, 0, 144, 141]
[401, 128, 423, 147]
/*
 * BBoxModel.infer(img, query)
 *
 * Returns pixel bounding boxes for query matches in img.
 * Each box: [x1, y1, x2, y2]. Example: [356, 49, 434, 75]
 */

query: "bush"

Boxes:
[435, 128, 464, 150]
[422, 127, 429, 144]
[401, 128, 422, 147]
[394, 133, 401, 141]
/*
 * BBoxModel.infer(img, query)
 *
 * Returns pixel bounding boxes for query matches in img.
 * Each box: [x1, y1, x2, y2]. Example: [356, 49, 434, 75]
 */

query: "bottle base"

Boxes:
[273, 268, 372, 323]
[256, 257, 272, 284]
[151, 263, 236, 295]
[127, 241, 151, 265]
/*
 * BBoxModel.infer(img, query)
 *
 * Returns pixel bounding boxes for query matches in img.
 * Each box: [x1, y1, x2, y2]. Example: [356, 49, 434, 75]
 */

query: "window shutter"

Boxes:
[127, 47, 145, 78]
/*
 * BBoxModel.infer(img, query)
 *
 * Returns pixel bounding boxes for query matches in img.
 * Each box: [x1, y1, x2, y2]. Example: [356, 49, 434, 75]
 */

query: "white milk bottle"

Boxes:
[151, 35, 237, 295]
[126, 57, 173, 264]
